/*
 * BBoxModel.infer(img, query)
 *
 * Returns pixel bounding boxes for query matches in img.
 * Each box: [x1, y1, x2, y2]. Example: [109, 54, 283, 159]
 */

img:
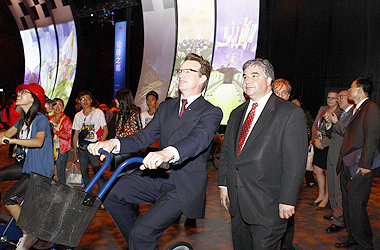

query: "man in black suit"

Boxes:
[323, 90, 354, 233]
[273, 78, 296, 250]
[218, 58, 308, 249]
[88, 53, 223, 249]
[335, 77, 380, 250]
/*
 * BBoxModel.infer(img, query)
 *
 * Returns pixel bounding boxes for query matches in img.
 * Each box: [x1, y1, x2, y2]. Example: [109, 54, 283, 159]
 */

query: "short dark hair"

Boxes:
[242, 58, 275, 83]
[355, 77, 373, 97]
[146, 91, 158, 101]
[184, 53, 212, 88]
[78, 90, 92, 99]
[53, 98, 64, 107]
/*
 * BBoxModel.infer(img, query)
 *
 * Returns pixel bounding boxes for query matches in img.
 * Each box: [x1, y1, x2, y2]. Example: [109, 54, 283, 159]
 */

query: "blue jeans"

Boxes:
[56, 148, 70, 183]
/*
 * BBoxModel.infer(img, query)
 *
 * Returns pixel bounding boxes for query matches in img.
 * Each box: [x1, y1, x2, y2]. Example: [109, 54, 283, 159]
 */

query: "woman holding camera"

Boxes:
[0, 83, 54, 250]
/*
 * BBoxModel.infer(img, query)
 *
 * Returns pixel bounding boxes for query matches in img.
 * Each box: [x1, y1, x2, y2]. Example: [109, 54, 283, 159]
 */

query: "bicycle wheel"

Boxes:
[165, 241, 193, 250]
[212, 142, 222, 169]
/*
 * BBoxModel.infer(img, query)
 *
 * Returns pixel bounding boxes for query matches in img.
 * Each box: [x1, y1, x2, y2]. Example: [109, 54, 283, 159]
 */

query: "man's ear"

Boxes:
[266, 77, 273, 87]
[200, 75, 207, 86]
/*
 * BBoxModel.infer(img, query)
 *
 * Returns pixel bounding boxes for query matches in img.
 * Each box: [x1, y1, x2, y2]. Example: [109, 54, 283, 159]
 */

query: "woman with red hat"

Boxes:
[0, 83, 54, 250]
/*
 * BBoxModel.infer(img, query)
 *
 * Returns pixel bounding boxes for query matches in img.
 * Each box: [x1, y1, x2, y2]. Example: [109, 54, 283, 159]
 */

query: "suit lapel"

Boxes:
[237, 94, 276, 157]
[347, 99, 370, 127]
[171, 97, 204, 135]
[341, 106, 355, 124]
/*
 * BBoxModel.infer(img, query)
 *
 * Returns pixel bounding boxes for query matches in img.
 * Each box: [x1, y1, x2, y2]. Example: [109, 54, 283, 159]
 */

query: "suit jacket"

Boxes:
[338, 99, 380, 173]
[118, 96, 223, 218]
[326, 106, 355, 167]
[312, 106, 342, 148]
[218, 94, 308, 225]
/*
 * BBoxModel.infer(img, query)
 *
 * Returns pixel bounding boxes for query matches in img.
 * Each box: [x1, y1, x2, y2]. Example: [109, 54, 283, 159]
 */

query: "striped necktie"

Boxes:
[237, 103, 258, 155]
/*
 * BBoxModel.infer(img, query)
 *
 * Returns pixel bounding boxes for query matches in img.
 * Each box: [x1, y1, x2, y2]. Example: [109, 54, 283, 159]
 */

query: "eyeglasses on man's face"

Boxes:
[175, 68, 200, 75]
[338, 95, 348, 99]
[17, 89, 31, 95]
[80, 97, 91, 101]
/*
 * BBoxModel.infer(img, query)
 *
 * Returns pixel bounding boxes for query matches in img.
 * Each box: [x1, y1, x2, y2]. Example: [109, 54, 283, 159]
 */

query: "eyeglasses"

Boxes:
[274, 90, 289, 96]
[17, 89, 31, 95]
[175, 68, 200, 75]
[80, 97, 91, 101]
[337, 95, 348, 99]
[54, 103, 63, 107]
[327, 97, 337, 100]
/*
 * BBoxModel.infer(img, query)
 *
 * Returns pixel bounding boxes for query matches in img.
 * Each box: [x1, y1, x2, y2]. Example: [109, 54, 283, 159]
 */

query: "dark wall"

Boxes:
[1, 0, 380, 118]
[257, 0, 380, 117]
[0, 0, 24, 106]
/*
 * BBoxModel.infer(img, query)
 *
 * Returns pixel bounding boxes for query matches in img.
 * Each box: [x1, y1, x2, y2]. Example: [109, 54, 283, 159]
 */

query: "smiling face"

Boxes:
[243, 64, 272, 102]
[177, 60, 206, 98]
[53, 100, 64, 115]
[326, 92, 338, 108]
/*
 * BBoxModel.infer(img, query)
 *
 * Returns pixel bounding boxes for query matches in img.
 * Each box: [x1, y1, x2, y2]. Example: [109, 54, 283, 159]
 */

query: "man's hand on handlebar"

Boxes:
[141, 148, 174, 170]
[87, 140, 117, 161]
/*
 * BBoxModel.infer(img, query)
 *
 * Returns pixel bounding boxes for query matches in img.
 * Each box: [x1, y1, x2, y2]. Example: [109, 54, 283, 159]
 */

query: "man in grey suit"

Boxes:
[218, 58, 308, 249]
[323, 90, 354, 233]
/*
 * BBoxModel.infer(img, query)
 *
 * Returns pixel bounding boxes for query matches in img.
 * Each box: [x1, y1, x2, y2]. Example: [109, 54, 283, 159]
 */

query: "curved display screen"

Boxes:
[205, 0, 260, 125]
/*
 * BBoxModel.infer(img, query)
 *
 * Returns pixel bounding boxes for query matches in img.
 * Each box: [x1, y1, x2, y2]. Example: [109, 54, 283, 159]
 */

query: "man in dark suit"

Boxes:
[323, 90, 354, 233]
[335, 77, 380, 250]
[218, 58, 308, 249]
[88, 53, 223, 249]
[273, 78, 296, 250]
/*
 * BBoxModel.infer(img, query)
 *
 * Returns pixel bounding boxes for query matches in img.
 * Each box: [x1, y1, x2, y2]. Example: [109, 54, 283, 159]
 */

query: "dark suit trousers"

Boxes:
[341, 167, 374, 249]
[231, 202, 287, 250]
[280, 216, 294, 248]
[103, 170, 182, 250]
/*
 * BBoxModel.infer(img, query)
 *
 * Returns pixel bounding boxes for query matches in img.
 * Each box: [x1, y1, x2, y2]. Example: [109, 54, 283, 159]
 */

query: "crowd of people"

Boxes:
[0, 53, 378, 250]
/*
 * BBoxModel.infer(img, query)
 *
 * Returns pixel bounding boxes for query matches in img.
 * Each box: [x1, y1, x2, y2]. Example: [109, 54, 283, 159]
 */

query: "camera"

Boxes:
[16, 152, 26, 164]
[78, 128, 90, 142]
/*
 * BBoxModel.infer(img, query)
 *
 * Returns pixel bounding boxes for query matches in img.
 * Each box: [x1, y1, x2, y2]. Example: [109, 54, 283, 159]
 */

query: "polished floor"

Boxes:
[0, 145, 379, 250]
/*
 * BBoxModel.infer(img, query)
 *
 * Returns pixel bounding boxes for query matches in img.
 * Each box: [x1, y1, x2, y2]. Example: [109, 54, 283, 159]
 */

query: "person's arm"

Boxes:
[219, 186, 229, 211]
[54, 116, 72, 142]
[141, 105, 223, 170]
[72, 130, 79, 162]
[278, 107, 308, 217]
[358, 103, 380, 174]
[0, 126, 17, 143]
[100, 125, 108, 141]
[5, 131, 45, 147]
[312, 107, 324, 149]
[170, 106, 223, 165]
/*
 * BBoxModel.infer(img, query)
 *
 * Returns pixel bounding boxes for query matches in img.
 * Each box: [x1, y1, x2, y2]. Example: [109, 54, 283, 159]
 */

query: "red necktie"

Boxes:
[237, 103, 258, 155]
[179, 99, 188, 118]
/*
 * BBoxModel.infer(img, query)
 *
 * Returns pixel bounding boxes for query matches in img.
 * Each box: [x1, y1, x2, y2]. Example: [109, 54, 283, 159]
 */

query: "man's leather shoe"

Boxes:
[324, 214, 334, 221]
[326, 224, 344, 233]
[184, 218, 197, 228]
[335, 241, 357, 248]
